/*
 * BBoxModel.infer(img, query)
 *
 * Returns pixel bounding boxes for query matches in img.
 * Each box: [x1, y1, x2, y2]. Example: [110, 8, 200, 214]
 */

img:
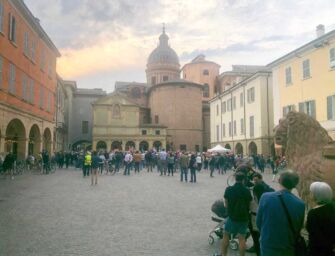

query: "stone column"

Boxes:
[0, 135, 4, 153]
[135, 141, 140, 151]
[122, 140, 127, 151]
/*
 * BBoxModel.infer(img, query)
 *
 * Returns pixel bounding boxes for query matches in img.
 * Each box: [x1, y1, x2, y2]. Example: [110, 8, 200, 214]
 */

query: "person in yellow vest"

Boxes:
[83, 151, 92, 177]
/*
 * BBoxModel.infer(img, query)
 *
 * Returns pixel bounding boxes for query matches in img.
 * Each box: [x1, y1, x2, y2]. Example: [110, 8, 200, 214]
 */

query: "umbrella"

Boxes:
[208, 144, 231, 153]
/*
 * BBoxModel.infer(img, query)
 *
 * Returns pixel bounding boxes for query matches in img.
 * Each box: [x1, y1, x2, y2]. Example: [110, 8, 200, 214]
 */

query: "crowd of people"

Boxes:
[217, 166, 335, 256]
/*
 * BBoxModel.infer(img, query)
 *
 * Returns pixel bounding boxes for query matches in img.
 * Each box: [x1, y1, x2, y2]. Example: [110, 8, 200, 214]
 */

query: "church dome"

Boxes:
[147, 28, 180, 66]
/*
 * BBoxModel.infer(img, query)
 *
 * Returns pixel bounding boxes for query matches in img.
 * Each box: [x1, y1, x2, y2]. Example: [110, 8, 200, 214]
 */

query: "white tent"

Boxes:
[208, 144, 231, 153]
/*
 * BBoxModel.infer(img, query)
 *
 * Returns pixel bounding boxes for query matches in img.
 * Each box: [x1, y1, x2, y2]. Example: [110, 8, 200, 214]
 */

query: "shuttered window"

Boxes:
[30, 79, 34, 104]
[0, 55, 3, 89]
[8, 13, 16, 43]
[222, 123, 225, 137]
[233, 120, 237, 135]
[330, 48, 335, 68]
[24, 32, 29, 56]
[327, 95, 335, 120]
[247, 87, 255, 103]
[302, 59, 311, 79]
[285, 67, 292, 85]
[227, 99, 232, 111]
[39, 85, 44, 108]
[216, 125, 219, 141]
[240, 93, 244, 107]
[0, 2, 4, 33]
[222, 101, 226, 113]
[233, 96, 236, 110]
[299, 100, 316, 118]
[22, 74, 28, 101]
[31, 40, 36, 61]
[9, 63, 15, 94]
[240, 118, 244, 135]
[250, 116, 254, 137]
[229, 122, 232, 136]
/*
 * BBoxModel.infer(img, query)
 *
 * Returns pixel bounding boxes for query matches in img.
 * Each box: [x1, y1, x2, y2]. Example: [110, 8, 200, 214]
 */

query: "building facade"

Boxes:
[210, 71, 274, 156]
[269, 25, 335, 140]
[0, 0, 60, 159]
[55, 75, 68, 152]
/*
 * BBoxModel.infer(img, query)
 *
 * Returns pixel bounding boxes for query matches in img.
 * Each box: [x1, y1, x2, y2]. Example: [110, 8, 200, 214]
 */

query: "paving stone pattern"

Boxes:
[0, 168, 278, 256]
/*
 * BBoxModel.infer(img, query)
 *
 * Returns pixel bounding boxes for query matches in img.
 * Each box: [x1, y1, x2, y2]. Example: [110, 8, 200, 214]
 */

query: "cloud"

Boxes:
[24, 0, 335, 92]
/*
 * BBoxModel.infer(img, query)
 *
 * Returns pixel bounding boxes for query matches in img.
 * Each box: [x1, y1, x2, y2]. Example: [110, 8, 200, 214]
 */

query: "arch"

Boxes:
[139, 141, 149, 151]
[153, 141, 162, 150]
[235, 143, 243, 155]
[225, 143, 231, 150]
[125, 141, 135, 151]
[203, 83, 209, 98]
[72, 140, 91, 151]
[43, 128, 52, 154]
[111, 141, 122, 150]
[131, 87, 141, 98]
[5, 118, 27, 160]
[248, 141, 257, 155]
[112, 104, 121, 119]
[28, 124, 41, 157]
[96, 141, 107, 150]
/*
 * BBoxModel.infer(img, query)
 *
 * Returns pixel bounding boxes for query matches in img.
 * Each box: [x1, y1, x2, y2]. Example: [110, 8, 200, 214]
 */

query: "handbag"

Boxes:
[278, 194, 307, 256]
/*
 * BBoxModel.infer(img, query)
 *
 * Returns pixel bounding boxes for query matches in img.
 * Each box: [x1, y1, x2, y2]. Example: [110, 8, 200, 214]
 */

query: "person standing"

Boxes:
[124, 151, 132, 175]
[145, 150, 153, 172]
[133, 151, 142, 173]
[159, 149, 168, 176]
[209, 155, 216, 177]
[179, 152, 189, 182]
[306, 182, 335, 256]
[247, 173, 274, 255]
[91, 151, 100, 185]
[167, 152, 175, 176]
[221, 172, 252, 256]
[83, 151, 92, 177]
[256, 171, 305, 256]
[98, 152, 105, 175]
[196, 153, 202, 172]
[189, 154, 197, 183]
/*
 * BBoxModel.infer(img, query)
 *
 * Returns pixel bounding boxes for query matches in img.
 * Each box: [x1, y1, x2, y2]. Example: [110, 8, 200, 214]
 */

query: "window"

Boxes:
[226, 99, 231, 111]
[299, 100, 316, 118]
[131, 87, 141, 98]
[327, 95, 335, 120]
[24, 32, 29, 56]
[22, 74, 28, 101]
[30, 79, 34, 104]
[240, 93, 244, 107]
[302, 59, 310, 79]
[216, 125, 219, 141]
[155, 130, 160, 135]
[203, 84, 209, 97]
[282, 105, 295, 116]
[0, 2, 3, 33]
[0, 56, 3, 89]
[151, 76, 156, 85]
[221, 101, 226, 113]
[330, 48, 335, 68]
[112, 104, 121, 118]
[82, 121, 89, 134]
[228, 122, 232, 136]
[285, 67, 292, 85]
[216, 104, 219, 115]
[39, 85, 44, 108]
[9, 63, 15, 94]
[163, 75, 168, 81]
[222, 123, 225, 137]
[47, 91, 51, 112]
[180, 144, 187, 151]
[142, 130, 147, 135]
[240, 118, 244, 135]
[203, 69, 209, 75]
[247, 87, 255, 103]
[9, 14, 16, 43]
[155, 115, 159, 124]
[195, 145, 200, 152]
[31, 40, 36, 62]
[250, 116, 254, 137]
[232, 96, 236, 110]
[40, 50, 45, 71]
[48, 59, 52, 77]
[233, 120, 237, 135]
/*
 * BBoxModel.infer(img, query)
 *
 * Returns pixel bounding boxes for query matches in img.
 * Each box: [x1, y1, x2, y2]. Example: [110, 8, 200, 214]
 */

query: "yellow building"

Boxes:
[269, 25, 335, 139]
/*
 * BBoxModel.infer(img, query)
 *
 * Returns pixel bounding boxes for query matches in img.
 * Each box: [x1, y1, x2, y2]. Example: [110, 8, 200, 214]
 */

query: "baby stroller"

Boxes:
[208, 199, 249, 250]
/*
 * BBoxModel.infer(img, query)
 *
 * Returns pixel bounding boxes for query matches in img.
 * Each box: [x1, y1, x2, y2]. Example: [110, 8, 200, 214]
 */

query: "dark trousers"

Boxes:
[210, 167, 215, 177]
[83, 165, 90, 176]
[190, 168, 196, 182]
[147, 161, 153, 172]
[249, 217, 260, 256]
[124, 162, 131, 175]
[134, 162, 140, 173]
[167, 163, 174, 175]
[180, 167, 188, 181]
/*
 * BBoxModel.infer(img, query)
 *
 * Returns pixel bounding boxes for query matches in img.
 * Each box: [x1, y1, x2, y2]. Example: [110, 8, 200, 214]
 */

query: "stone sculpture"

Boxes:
[274, 111, 335, 207]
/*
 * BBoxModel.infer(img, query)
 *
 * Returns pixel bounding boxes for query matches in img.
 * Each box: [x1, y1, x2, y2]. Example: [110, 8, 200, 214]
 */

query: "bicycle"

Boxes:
[13, 160, 27, 175]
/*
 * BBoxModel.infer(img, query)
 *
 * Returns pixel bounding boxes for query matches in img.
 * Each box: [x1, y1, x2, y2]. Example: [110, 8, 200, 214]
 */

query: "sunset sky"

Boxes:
[25, 0, 335, 92]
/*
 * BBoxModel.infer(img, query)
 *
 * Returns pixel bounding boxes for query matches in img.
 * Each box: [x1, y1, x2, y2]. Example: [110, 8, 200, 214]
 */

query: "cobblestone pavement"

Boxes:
[0, 167, 278, 256]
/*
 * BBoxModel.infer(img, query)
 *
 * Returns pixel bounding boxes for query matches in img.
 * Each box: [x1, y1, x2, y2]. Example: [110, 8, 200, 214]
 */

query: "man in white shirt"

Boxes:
[124, 152, 133, 175]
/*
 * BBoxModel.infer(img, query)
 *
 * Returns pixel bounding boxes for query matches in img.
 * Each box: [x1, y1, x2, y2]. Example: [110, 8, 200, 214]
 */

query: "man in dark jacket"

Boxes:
[221, 172, 252, 256]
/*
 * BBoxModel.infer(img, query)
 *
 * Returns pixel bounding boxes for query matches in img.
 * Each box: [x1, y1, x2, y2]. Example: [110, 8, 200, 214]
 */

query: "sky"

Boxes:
[25, 0, 335, 92]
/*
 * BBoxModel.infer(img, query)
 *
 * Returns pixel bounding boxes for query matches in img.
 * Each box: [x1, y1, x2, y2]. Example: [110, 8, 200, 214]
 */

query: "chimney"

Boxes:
[316, 24, 325, 38]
